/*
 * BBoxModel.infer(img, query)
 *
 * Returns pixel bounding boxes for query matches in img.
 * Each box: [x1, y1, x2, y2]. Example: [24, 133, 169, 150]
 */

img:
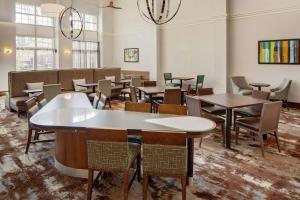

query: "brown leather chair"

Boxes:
[235, 101, 282, 157]
[233, 90, 270, 128]
[159, 104, 187, 115]
[197, 88, 226, 115]
[25, 97, 54, 154]
[186, 95, 225, 147]
[125, 102, 151, 113]
[141, 131, 187, 200]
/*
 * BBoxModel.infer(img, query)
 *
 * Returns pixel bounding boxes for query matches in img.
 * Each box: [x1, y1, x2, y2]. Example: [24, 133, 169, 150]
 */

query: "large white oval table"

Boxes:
[31, 93, 216, 178]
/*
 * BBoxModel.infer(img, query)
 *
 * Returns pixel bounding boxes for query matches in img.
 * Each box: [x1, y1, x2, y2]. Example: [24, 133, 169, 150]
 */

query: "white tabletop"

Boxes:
[31, 93, 216, 134]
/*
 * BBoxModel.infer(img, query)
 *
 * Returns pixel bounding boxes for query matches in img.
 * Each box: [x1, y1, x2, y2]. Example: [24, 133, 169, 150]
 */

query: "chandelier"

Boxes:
[59, 6, 83, 40]
[137, 0, 182, 25]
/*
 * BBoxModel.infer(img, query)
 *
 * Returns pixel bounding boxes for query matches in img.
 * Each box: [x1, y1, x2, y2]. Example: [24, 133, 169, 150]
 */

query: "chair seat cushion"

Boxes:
[270, 92, 285, 101]
[128, 143, 141, 168]
[236, 117, 260, 131]
[239, 90, 253, 96]
[202, 105, 226, 115]
[234, 107, 261, 117]
[202, 113, 225, 124]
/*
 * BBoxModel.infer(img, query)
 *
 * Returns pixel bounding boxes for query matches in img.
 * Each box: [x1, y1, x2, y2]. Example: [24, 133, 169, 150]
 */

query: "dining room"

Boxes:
[0, 0, 300, 200]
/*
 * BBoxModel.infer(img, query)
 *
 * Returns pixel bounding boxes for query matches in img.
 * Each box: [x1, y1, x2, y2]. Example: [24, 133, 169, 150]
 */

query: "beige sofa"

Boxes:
[6, 68, 121, 114]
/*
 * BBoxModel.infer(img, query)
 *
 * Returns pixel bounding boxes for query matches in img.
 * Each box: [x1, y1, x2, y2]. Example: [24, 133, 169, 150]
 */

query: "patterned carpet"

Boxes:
[0, 96, 300, 199]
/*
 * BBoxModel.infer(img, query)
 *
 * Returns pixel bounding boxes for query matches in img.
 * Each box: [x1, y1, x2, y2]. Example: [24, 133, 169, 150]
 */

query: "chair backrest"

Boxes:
[130, 86, 138, 103]
[181, 82, 191, 94]
[98, 79, 111, 97]
[159, 104, 187, 115]
[196, 75, 205, 89]
[92, 91, 100, 109]
[164, 73, 172, 81]
[280, 79, 292, 99]
[197, 88, 214, 107]
[164, 89, 181, 105]
[259, 101, 282, 133]
[86, 128, 129, 171]
[125, 102, 151, 113]
[131, 76, 142, 87]
[43, 84, 61, 101]
[231, 76, 251, 90]
[141, 131, 187, 176]
[186, 96, 202, 117]
[143, 81, 156, 87]
[251, 90, 270, 112]
[97, 94, 107, 110]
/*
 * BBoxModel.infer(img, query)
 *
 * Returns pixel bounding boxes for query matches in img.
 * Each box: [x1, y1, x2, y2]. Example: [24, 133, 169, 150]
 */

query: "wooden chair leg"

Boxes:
[233, 112, 237, 129]
[87, 169, 94, 200]
[274, 131, 281, 152]
[123, 171, 129, 200]
[235, 127, 239, 145]
[108, 98, 112, 108]
[143, 174, 148, 200]
[198, 137, 203, 148]
[181, 176, 187, 200]
[25, 129, 33, 154]
[258, 133, 265, 157]
[137, 153, 142, 181]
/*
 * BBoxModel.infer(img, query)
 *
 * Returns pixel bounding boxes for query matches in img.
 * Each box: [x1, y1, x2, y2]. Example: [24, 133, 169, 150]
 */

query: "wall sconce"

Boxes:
[3, 48, 13, 54]
[64, 49, 72, 55]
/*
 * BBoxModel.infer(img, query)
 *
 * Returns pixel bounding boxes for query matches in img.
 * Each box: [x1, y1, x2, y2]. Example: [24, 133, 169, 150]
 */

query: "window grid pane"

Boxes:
[72, 41, 98, 69]
[16, 50, 35, 71]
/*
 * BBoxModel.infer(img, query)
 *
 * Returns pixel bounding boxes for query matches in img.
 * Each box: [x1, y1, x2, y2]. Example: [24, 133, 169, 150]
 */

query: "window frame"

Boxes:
[72, 40, 100, 69]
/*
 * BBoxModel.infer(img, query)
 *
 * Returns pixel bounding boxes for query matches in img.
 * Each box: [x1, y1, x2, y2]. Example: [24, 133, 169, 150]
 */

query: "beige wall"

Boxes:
[229, 0, 300, 102]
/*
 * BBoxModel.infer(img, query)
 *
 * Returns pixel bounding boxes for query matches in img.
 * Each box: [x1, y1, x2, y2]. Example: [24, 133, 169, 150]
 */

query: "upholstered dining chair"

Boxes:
[153, 88, 181, 113]
[190, 75, 205, 91]
[97, 94, 108, 110]
[270, 79, 292, 109]
[164, 73, 180, 87]
[98, 80, 112, 108]
[159, 104, 187, 115]
[233, 90, 270, 128]
[235, 101, 282, 157]
[86, 128, 141, 200]
[125, 102, 151, 113]
[43, 84, 61, 101]
[231, 76, 253, 96]
[186, 95, 225, 147]
[141, 130, 187, 200]
[25, 97, 54, 154]
[121, 77, 142, 100]
[197, 88, 226, 116]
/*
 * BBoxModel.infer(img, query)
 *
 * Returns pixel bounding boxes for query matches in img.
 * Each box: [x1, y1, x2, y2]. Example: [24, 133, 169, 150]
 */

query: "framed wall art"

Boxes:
[124, 48, 139, 62]
[258, 39, 300, 64]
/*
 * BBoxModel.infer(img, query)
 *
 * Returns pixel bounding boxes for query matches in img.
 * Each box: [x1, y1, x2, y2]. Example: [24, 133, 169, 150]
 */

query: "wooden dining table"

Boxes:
[31, 93, 216, 180]
[172, 77, 194, 88]
[191, 94, 269, 148]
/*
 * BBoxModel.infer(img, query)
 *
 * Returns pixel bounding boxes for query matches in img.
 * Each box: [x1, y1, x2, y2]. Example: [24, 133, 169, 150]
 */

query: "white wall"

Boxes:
[229, 0, 300, 102]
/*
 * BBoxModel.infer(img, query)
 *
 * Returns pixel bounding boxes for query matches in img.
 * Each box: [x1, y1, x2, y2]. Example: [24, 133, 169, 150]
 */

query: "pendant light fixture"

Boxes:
[137, 0, 182, 25]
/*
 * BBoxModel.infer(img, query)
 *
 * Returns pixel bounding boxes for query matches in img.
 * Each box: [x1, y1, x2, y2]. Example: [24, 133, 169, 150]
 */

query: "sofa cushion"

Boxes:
[59, 69, 94, 91]
[72, 79, 88, 92]
[26, 82, 44, 90]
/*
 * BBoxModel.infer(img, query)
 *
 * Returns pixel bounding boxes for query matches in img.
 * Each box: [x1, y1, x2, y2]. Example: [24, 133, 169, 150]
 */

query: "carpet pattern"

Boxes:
[0, 97, 300, 199]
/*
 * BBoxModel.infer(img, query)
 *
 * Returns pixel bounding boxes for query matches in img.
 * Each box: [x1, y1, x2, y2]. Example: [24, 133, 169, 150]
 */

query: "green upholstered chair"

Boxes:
[164, 73, 180, 87]
[231, 76, 253, 96]
[190, 75, 205, 91]
[43, 84, 61, 101]
[141, 131, 187, 200]
[86, 129, 141, 200]
[270, 79, 292, 109]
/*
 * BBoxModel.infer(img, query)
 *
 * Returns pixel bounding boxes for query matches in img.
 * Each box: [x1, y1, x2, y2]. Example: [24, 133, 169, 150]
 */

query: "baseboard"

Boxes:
[288, 102, 300, 109]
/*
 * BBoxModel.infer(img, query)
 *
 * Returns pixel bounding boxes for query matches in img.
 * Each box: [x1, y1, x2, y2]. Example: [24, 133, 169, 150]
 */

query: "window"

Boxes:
[73, 41, 99, 68]
[72, 13, 97, 31]
[15, 2, 53, 26]
[16, 36, 56, 71]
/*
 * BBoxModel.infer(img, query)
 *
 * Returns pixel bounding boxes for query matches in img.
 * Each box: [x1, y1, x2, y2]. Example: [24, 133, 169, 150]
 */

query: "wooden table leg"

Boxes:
[187, 138, 194, 178]
[225, 108, 232, 149]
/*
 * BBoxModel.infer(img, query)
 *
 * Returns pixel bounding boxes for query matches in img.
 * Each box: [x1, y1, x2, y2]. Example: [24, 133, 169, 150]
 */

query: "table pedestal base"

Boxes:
[55, 159, 88, 178]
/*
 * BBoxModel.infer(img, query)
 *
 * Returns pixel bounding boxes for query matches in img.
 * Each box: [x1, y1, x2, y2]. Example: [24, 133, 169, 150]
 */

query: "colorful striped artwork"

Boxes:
[259, 39, 300, 64]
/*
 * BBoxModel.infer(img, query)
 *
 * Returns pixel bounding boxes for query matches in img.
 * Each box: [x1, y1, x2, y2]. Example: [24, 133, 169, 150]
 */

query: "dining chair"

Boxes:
[233, 90, 270, 128]
[164, 73, 180, 87]
[159, 104, 187, 115]
[235, 101, 282, 157]
[143, 81, 156, 87]
[25, 97, 54, 154]
[153, 88, 181, 113]
[186, 95, 225, 147]
[96, 93, 108, 110]
[125, 102, 151, 113]
[270, 79, 292, 109]
[197, 88, 226, 116]
[190, 75, 205, 91]
[141, 130, 187, 200]
[98, 80, 112, 108]
[121, 77, 142, 100]
[86, 128, 141, 200]
[43, 84, 61, 101]
[231, 76, 253, 96]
